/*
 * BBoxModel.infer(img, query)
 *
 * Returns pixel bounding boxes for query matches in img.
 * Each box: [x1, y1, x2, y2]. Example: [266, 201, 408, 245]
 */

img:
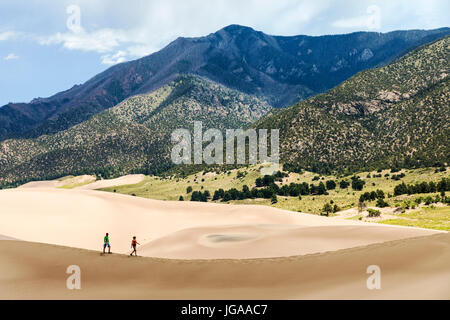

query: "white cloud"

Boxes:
[265, 0, 332, 34]
[0, 31, 17, 41]
[39, 28, 128, 53]
[38, 27, 160, 64]
[0, 0, 448, 67]
[332, 5, 382, 30]
[100, 44, 159, 65]
[101, 50, 127, 65]
[32, 0, 332, 63]
[333, 16, 369, 29]
[4, 53, 19, 60]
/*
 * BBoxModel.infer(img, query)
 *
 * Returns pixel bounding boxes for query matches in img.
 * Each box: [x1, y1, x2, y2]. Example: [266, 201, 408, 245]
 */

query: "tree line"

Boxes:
[394, 178, 449, 196]
[188, 172, 367, 202]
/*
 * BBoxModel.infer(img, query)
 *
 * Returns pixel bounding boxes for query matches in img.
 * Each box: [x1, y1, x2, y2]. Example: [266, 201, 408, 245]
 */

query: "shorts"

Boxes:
[104, 243, 111, 248]
[132, 244, 136, 250]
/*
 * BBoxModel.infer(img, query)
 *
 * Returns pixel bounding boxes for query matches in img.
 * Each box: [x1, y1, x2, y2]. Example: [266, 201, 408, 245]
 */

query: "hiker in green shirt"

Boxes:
[103, 232, 111, 254]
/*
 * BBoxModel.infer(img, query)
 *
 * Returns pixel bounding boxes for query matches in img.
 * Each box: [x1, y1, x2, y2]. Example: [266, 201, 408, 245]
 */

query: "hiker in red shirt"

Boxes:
[130, 236, 141, 256]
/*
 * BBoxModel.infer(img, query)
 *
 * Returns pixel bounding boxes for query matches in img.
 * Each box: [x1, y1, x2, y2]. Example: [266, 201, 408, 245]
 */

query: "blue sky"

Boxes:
[0, 0, 449, 106]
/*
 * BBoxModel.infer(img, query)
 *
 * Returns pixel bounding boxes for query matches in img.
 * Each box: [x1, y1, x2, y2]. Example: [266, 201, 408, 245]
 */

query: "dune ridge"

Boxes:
[75, 174, 145, 190]
[0, 233, 449, 299]
[0, 234, 17, 241]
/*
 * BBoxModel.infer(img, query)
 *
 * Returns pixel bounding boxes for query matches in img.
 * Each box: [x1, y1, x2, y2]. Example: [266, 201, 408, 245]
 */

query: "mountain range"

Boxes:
[0, 25, 449, 141]
[255, 35, 449, 174]
[0, 25, 449, 186]
[0, 76, 271, 185]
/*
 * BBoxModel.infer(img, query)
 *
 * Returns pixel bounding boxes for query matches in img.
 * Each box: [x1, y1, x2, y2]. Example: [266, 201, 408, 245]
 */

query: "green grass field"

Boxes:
[99, 165, 449, 230]
[379, 206, 450, 231]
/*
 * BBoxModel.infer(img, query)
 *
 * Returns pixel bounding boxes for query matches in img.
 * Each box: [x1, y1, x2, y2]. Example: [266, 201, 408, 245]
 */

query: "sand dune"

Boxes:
[75, 174, 145, 190]
[0, 234, 17, 241]
[139, 225, 437, 259]
[18, 174, 144, 190]
[0, 187, 441, 259]
[1, 185, 447, 299]
[19, 179, 64, 189]
[1, 233, 449, 299]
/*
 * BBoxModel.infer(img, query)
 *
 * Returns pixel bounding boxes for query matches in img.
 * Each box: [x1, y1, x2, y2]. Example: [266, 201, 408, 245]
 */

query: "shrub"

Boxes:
[186, 186, 193, 193]
[339, 180, 350, 189]
[271, 194, 278, 204]
[255, 178, 263, 187]
[376, 198, 389, 208]
[322, 203, 332, 216]
[358, 201, 366, 213]
[190, 191, 201, 201]
[360, 189, 385, 202]
[326, 180, 336, 190]
[391, 173, 406, 180]
[223, 192, 231, 202]
[262, 175, 275, 186]
[394, 182, 408, 196]
[191, 190, 210, 202]
[333, 204, 340, 213]
[213, 188, 225, 200]
[367, 209, 381, 217]
[351, 176, 365, 191]
[376, 189, 385, 199]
